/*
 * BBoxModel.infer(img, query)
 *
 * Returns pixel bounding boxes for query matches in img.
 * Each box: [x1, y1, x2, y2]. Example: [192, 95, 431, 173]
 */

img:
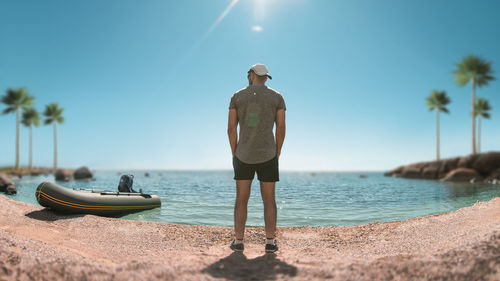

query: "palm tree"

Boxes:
[474, 98, 492, 153]
[453, 55, 495, 154]
[43, 103, 64, 171]
[426, 90, 450, 161]
[22, 108, 41, 170]
[1, 88, 35, 170]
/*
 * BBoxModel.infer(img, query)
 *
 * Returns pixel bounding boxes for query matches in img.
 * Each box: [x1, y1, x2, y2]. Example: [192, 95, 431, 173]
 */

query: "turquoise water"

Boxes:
[7, 171, 500, 227]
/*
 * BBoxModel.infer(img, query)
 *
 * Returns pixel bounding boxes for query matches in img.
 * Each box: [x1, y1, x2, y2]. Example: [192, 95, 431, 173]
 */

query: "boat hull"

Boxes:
[35, 182, 161, 216]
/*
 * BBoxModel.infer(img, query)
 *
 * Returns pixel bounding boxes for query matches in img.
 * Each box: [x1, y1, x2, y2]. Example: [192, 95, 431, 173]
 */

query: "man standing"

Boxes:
[227, 64, 286, 253]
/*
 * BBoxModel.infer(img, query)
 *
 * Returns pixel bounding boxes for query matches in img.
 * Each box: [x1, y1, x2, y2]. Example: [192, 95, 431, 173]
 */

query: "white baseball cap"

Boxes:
[249, 63, 272, 79]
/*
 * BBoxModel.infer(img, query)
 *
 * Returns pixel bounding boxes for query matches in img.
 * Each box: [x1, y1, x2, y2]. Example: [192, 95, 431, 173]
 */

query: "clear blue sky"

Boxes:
[1, 0, 499, 171]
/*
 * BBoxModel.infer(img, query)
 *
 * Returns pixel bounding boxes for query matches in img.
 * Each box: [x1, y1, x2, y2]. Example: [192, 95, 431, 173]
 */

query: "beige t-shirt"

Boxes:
[229, 85, 286, 164]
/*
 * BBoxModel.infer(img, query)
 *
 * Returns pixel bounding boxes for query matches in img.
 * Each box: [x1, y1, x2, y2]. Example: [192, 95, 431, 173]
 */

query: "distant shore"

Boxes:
[0, 194, 498, 280]
[0, 167, 57, 178]
[385, 151, 500, 183]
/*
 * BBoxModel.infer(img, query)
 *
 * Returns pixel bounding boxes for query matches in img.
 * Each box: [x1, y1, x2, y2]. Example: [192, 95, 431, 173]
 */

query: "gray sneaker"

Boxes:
[230, 240, 244, 252]
[265, 240, 278, 253]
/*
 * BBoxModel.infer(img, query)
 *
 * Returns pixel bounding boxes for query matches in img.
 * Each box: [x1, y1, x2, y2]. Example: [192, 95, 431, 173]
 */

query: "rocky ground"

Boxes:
[385, 151, 500, 183]
[0, 195, 499, 280]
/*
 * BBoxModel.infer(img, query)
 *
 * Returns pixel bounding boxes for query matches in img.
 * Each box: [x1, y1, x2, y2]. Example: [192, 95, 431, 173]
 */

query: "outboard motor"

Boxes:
[118, 174, 141, 193]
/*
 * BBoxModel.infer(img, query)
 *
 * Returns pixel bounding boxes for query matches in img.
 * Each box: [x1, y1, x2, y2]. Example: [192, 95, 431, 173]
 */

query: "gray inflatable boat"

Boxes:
[35, 182, 161, 216]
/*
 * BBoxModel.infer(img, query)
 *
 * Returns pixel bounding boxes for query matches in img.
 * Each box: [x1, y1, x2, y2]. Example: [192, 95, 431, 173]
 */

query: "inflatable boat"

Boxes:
[35, 182, 161, 216]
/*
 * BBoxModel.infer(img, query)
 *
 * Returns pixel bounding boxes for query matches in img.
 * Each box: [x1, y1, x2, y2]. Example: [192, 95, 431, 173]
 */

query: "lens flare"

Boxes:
[201, 0, 241, 41]
[251, 25, 263, 32]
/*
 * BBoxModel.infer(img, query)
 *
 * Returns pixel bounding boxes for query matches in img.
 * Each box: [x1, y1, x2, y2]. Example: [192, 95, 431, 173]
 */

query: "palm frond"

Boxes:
[454, 54, 495, 88]
[2, 107, 15, 114]
[22, 108, 41, 127]
[426, 90, 450, 113]
[475, 98, 492, 118]
[453, 70, 470, 87]
[1, 87, 34, 107]
[43, 103, 64, 125]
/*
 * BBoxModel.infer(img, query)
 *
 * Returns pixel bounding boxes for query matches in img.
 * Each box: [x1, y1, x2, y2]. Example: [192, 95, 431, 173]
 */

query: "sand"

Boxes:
[0, 195, 499, 281]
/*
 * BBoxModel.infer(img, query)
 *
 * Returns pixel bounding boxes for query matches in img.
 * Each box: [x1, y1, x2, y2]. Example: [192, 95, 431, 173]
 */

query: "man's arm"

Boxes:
[275, 109, 286, 158]
[228, 109, 238, 157]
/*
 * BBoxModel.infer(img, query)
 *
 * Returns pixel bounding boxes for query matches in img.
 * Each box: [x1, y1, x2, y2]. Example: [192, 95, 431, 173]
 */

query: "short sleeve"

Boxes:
[277, 94, 286, 111]
[229, 95, 236, 110]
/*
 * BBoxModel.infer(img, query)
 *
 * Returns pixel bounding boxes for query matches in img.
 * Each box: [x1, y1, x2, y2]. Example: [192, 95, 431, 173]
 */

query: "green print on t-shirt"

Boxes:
[247, 113, 258, 127]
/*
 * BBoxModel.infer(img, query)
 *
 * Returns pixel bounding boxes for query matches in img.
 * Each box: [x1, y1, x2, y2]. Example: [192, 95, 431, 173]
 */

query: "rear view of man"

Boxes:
[227, 64, 286, 253]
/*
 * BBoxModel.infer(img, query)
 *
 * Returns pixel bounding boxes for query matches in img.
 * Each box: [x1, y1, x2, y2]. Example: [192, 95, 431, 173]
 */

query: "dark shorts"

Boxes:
[233, 156, 279, 182]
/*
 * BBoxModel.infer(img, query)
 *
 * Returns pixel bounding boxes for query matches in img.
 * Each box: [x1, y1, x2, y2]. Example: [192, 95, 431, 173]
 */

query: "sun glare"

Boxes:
[254, 0, 267, 22]
[251, 25, 263, 32]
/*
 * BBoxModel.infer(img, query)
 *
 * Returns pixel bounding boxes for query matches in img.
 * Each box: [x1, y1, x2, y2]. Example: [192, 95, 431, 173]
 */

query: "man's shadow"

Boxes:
[202, 252, 297, 281]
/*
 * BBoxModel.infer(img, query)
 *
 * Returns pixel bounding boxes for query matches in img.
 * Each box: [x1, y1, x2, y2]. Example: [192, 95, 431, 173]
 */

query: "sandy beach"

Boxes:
[0, 195, 499, 280]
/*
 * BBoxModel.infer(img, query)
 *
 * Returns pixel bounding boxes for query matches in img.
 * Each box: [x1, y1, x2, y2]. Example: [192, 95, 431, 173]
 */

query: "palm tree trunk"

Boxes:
[53, 122, 58, 171]
[471, 78, 476, 154]
[15, 108, 20, 170]
[29, 126, 33, 170]
[436, 109, 440, 161]
[478, 117, 481, 153]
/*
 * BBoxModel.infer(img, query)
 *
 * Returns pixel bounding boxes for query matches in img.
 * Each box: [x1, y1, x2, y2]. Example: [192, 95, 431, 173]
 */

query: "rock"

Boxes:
[145, 172, 150, 177]
[6, 185, 17, 195]
[384, 166, 403, 177]
[422, 164, 440, 179]
[400, 162, 427, 179]
[472, 152, 500, 176]
[442, 168, 481, 182]
[74, 166, 93, 180]
[0, 173, 16, 194]
[385, 152, 500, 182]
[457, 154, 480, 169]
[55, 169, 73, 182]
[438, 157, 460, 178]
[484, 168, 500, 183]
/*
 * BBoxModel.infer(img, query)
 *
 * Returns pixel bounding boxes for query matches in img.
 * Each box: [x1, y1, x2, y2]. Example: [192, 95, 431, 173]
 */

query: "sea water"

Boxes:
[8, 171, 500, 227]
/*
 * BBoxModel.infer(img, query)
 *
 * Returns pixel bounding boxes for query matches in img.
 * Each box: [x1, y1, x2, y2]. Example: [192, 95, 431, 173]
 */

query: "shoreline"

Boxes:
[1, 195, 499, 280]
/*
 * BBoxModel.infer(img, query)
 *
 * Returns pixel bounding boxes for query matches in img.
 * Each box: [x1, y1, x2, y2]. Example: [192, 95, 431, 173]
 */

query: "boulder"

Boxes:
[6, 185, 17, 195]
[438, 157, 460, 178]
[0, 173, 16, 194]
[400, 162, 428, 179]
[385, 152, 500, 181]
[442, 168, 481, 182]
[55, 169, 73, 182]
[384, 166, 403, 177]
[484, 168, 500, 183]
[74, 166, 93, 180]
[422, 163, 441, 179]
[472, 152, 500, 176]
[457, 154, 480, 169]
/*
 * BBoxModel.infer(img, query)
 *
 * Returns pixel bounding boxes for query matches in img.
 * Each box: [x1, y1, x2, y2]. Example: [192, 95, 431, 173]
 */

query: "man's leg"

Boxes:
[234, 180, 252, 240]
[260, 181, 277, 239]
